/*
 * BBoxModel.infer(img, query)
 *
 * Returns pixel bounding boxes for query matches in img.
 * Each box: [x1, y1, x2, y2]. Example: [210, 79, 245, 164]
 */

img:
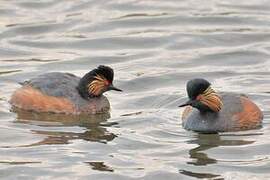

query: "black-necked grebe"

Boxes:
[179, 79, 263, 132]
[10, 65, 122, 114]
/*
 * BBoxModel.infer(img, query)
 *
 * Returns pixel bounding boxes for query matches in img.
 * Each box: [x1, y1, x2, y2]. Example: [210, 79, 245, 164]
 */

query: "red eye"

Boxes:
[196, 95, 202, 100]
[104, 80, 109, 86]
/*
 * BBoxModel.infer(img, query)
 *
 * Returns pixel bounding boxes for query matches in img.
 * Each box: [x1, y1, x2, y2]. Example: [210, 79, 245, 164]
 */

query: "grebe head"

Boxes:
[179, 78, 223, 112]
[78, 65, 122, 99]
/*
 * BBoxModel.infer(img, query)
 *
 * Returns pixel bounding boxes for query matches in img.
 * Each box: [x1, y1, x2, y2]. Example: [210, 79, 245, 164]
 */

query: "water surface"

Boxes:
[0, 0, 270, 179]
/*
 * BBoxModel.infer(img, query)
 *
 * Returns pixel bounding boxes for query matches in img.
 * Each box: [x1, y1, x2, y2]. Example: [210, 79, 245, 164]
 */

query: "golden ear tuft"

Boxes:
[87, 74, 108, 96]
[197, 87, 223, 112]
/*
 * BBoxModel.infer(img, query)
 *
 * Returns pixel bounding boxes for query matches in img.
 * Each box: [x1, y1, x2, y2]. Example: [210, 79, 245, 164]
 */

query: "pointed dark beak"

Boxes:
[178, 100, 193, 107]
[108, 84, 123, 92]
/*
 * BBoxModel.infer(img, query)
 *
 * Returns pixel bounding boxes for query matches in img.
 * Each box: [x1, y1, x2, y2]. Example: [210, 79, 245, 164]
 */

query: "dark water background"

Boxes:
[0, 0, 270, 179]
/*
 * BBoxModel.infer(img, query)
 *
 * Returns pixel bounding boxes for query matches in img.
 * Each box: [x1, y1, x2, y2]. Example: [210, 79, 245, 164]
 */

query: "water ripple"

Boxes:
[0, 0, 269, 179]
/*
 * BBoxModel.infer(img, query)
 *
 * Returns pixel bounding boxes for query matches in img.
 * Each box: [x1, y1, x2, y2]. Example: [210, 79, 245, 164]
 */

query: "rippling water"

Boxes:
[0, 0, 270, 179]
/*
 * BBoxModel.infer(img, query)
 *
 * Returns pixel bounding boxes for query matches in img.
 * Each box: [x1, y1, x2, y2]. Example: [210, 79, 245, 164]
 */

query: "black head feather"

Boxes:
[179, 78, 222, 113]
[186, 78, 211, 100]
[77, 65, 121, 99]
[91, 65, 114, 83]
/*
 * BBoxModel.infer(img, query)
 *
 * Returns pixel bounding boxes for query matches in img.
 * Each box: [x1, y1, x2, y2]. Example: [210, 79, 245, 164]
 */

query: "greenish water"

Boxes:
[0, 0, 270, 179]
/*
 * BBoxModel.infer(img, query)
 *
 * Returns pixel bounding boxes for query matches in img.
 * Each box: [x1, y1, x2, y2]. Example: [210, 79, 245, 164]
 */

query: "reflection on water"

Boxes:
[86, 161, 114, 172]
[13, 108, 117, 146]
[179, 133, 255, 179]
[187, 134, 219, 166]
[179, 169, 220, 179]
[0, 0, 270, 179]
[187, 134, 255, 166]
[0, 161, 41, 165]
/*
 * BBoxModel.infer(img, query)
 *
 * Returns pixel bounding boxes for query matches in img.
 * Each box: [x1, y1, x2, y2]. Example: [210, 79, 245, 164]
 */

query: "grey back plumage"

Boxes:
[24, 72, 105, 109]
[182, 92, 246, 132]
[25, 72, 80, 98]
